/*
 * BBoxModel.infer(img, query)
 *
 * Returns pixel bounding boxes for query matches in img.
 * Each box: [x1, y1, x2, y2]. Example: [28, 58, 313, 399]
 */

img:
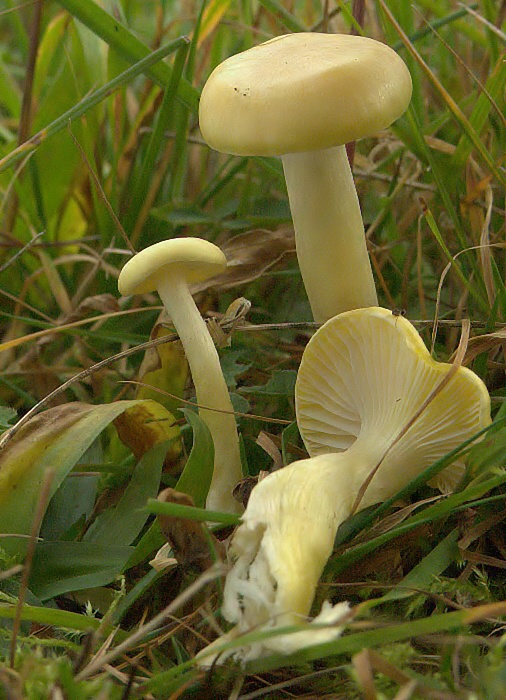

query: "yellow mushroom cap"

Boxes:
[118, 238, 227, 296]
[199, 33, 412, 157]
[295, 307, 491, 498]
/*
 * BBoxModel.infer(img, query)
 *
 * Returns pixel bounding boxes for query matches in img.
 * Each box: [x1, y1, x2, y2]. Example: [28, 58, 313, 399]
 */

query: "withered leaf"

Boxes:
[463, 328, 506, 365]
[191, 226, 295, 293]
[156, 488, 225, 570]
[113, 399, 182, 468]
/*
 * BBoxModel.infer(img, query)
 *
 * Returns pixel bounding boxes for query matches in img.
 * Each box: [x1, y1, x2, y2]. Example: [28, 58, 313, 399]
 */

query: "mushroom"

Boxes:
[200, 307, 490, 662]
[199, 33, 412, 322]
[118, 238, 243, 514]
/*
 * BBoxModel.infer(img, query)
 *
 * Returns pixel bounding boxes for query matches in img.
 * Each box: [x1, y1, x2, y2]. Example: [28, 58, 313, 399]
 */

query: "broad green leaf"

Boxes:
[0, 399, 163, 557]
[0, 406, 17, 431]
[121, 409, 217, 571]
[83, 441, 166, 548]
[175, 410, 214, 508]
[40, 473, 99, 541]
[122, 519, 165, 572]
[220, 351, 251, 390]
[241, 369, 297, 396]
[29, 541, 133, 600]
[112, 567, 165, 625]
[281, 420, 301, 466]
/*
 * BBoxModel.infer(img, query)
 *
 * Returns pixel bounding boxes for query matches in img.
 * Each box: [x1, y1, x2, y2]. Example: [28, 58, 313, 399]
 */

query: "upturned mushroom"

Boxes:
[199, 33, 412, 322]
[118, 238, 243, 514]
[200, 307, 490, 662]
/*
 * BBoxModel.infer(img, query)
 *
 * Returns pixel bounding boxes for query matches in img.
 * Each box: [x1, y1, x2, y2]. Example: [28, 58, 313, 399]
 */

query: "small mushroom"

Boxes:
[202, 307, 490, 661]
[199, 33, 412, 322]
[118, 238, 243, 514]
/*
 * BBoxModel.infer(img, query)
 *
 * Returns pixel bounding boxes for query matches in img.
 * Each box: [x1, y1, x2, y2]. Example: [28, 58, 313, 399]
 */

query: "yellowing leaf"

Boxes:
[135, 324, 188, 415]
[191, 227, 296, 294]
[0, 399, 163, 557]
[113, 399, 182, 468]
[198, 0, 234, 46]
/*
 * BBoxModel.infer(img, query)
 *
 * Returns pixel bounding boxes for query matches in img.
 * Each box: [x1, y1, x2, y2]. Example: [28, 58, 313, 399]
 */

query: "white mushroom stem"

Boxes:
[282, 145, 378, 322]
[199, 453, 352, 664]
[221, 434, 421, 656]
[156, 271, 242, 514]
[224, 454, 350, 626]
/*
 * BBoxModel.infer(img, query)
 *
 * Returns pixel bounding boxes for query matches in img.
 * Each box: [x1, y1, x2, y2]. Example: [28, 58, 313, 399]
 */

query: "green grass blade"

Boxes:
[380, 0, 504, 186]
[245, 603, 506, 674]
[256, 0, 305, 32]
[380, 528, 460, 601]
[0, 38, 190, 175]
[423, 205, 488, 311]
[411, 0, 485, 45]
[82, 442, 166, 547]
[55, 0, 198, 109]
[0, 602, 103, 632]
[146, 602, 506, 687]
[123, 39, 190, 236]
[146, 499, 241, 526]
[332, 471, 506, 575]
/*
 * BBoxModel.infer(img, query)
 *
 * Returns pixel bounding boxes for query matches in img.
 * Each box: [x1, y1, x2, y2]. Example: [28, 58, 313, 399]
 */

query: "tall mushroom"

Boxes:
[199, 33, 412, 322]
[118, 238, 243, 514]
[200, 307, 490, 662]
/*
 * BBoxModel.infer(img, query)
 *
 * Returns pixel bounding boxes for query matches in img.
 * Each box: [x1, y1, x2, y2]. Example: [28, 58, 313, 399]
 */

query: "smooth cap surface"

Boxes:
[199, 33, 412, 156]
[118, 238, 227, 296]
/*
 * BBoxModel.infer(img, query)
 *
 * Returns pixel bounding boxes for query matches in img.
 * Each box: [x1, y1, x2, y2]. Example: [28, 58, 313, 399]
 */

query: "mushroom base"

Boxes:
[205, 455, 352, 662]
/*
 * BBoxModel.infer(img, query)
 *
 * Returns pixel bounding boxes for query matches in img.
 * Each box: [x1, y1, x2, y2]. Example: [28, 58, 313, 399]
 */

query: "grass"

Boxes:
[0, 0, 505, 698]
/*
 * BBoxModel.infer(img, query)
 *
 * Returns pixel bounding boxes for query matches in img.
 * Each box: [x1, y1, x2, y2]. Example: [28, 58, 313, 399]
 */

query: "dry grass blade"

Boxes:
[478, 177, 495, 306]
[0, 307, 160, 354]
[125, 381, 292, 425]
[431, 243, 505, 354]
[457, 2, 506, 42]
[460, 328, 506, 365]
[75, 563, 226, 681]
[378, 0, 505, 185]
[0, 231, 44, 274]
[353, 648, 417, 699]
[352, 649, 378, 699]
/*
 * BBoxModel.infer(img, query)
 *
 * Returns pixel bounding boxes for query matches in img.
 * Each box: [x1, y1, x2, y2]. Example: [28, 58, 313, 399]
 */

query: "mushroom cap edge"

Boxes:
[118, 238, 228, 296]
[295, 306, 491, 458]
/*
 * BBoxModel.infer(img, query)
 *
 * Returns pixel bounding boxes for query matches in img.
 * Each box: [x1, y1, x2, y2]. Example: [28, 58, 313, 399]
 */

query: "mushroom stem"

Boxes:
[198, 307, 491, 662]
[157, 273, 242, 514]
[282, 145, 378, 322]
[199, 453, 352, 663]
[224, 453, 350, 620]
